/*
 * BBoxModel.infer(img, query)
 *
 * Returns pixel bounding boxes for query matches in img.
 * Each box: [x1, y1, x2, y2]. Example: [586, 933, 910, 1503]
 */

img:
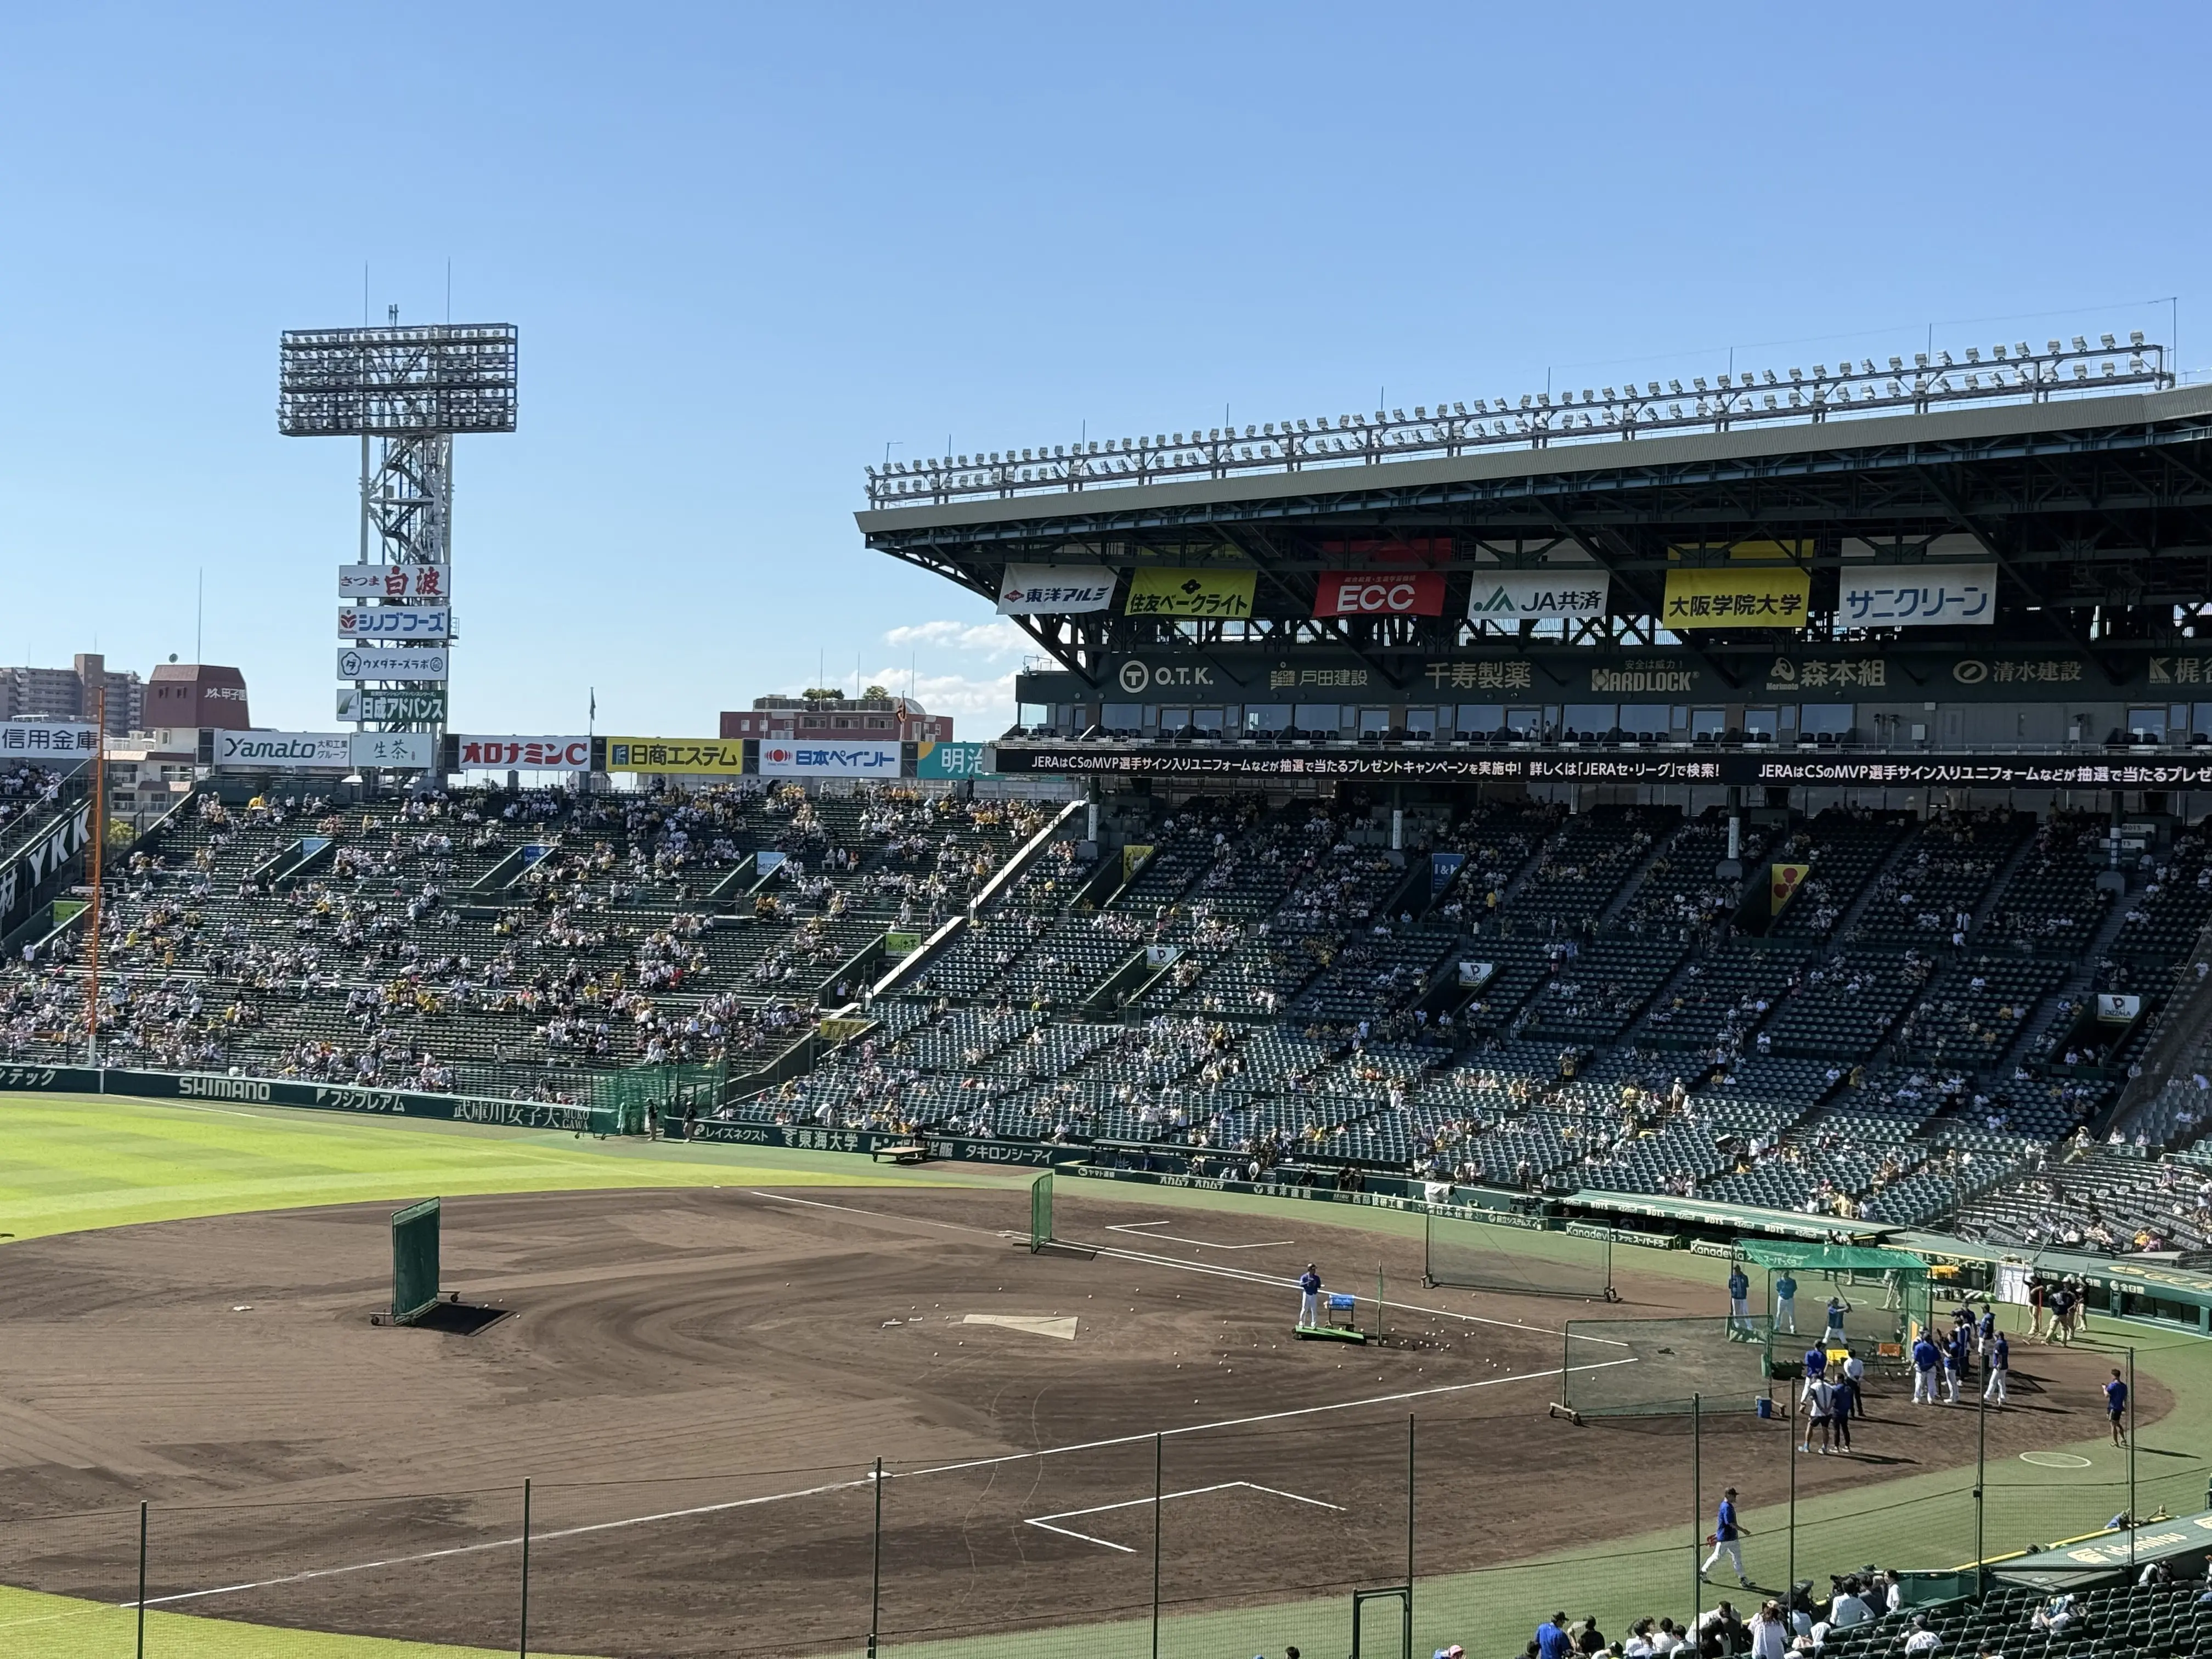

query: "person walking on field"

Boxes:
[1728, 1265, 1753, 1335]
[1702, 1487, 1751, 1587]
[1799, 1371, 1836, 1455]
[1297, 1263, 1323, 1328]
[2106, 1369, 2129, 1448]
[1984, 1330, 2010, 1406]
[1828, 1368, 1857, 1452]
[1774, 1271, 1798, 1334]
[1912, 1332, 1942, 1404]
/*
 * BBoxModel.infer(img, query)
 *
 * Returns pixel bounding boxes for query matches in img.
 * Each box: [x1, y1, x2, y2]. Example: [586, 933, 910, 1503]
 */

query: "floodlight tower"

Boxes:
[278, 319, 518, 758]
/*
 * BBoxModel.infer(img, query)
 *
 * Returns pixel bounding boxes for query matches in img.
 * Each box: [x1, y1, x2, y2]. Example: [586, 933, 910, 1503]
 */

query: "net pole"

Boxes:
[1974, 1367, 1988, 1593]
[2128, 1347, 2137, 1571]
[870, 1456, 883, 1659]
[1787, 1388, 1797, 1596]
[1406, 1413, 1415, 1659]
[1151, 1431, 1162, 1659]
[1690, 1394, 1701, 1635]
[518, 1477, 531, 1659]
[136, 1499, 146, 1659]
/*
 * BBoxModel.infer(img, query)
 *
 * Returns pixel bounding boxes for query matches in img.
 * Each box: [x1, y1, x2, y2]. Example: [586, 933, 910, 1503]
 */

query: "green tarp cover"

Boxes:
[1737, 1242, 1926, 1271]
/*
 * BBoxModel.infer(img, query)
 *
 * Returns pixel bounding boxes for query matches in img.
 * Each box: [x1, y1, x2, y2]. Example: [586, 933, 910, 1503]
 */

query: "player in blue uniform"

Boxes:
[1911, 1333, 1940, 1404]
[1774, 1272, 1798, 1334]
[1297, 1265, 1322, 1328]
[1728, 1266, 1752, 1335]
[1701, 1487, 1751, 1586]
[2106, 1369, 2129, 1447]
[1983, 1331, 2010, 1406]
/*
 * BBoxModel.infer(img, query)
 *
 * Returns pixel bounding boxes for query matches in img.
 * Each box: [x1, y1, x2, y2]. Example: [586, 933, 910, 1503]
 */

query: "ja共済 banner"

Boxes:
[339, 607, 450, 640]
[759, 740, 902, 778]
[603, 737, 749, 775]
[1312, 571, 1446, 618]
[1661, 566, 1809, 629]
[1465, 571, 1611, 624]
[1838, 564, 1997, 629]
[1124, 567, 1256, 619]
[997, 564, 1116, 615]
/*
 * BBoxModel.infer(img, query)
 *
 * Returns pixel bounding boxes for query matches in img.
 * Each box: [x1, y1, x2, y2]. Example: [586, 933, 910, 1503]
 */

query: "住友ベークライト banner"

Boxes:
[997, 564, 1116, 615]
[1838, 564, 1997, 628]
[604, 737, 749, 774]
[1124, 567, 1256, 619]
[1465, 571, 1611, 624]
[1661, 566, 1810, 629]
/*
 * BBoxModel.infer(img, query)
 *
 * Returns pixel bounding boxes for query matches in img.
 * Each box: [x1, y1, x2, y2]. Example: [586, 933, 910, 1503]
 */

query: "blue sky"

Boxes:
[2, 3, 2205, 740]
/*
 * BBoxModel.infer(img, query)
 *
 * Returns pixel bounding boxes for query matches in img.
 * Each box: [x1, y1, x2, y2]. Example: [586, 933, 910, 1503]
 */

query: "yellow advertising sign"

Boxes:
[603, 737, 749, 774]
[1662, 566, 1810, 629]
[1122, 844, 1156, 882]
[1124, 567, 1257, 619]
[1770, 861, 1810, 915]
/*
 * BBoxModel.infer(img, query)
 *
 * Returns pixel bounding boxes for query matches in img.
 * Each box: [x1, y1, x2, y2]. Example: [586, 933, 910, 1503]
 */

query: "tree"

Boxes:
[863, 684, 890, 699]
[802, 687, 845, 701]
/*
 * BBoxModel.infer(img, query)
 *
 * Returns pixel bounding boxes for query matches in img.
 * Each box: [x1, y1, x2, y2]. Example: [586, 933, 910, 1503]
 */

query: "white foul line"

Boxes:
[1107, 1220, 1298, 1250]
[119, 1357, 1634, 1611]
[1024, 1480, 1346, 1552]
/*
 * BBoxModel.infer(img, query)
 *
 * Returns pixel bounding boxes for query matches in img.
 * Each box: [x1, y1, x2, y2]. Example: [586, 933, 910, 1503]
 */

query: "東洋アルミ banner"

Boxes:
[1124, 567, 1256, 619]
[915, 740, 992, 779]
[0, 723, 97, 758]
[1661, 566, 1810, 629]
[338, 564, 449, 600]
[1465, 571, 1611, 624]
[1312, 571, 1446, 618]
[1838, 564, 1997, 628]
[455, 736, 591, 770]
[339, 607, 451, 640]
[603, 737, 749, 774]
[759, 740, 902, 778]
[998, 563, 1116, 615]
[337, 648, 449, 680]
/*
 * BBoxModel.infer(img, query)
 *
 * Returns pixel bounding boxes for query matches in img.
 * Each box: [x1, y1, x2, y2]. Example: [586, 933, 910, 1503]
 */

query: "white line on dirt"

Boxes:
[1023, 1479, 1346, 1551]
[122, 1357, 1634, 1611]
[1106, 1220, 1297, 1250]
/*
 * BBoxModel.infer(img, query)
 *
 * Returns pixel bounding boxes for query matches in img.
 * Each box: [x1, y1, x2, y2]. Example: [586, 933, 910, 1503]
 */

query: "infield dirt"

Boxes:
[0, 1184, 2162, 1657]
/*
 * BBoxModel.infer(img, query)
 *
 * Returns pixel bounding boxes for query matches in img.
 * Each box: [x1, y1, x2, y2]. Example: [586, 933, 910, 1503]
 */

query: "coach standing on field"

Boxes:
[1297, 1263, 1322, 1328]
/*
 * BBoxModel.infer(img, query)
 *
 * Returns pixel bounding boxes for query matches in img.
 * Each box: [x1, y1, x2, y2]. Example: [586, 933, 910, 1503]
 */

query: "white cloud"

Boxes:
[882, 618, 1031, 656]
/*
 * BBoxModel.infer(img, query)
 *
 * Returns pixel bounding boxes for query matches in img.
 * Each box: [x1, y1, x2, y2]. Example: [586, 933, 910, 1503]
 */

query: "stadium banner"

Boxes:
[884, 929, 923, 956]
[97, 1069, 602, 1131]
[1661, 566, 1810, 628]
[212, 731, 353, 769]
[0, 799, 93, 938]
[338, 688, 447, 724]
[1465, 572, 1611, 624]
[1837, 563, 1997, 628]
[454, 736, 591, 770]
[339, 606, 451, 640]
[1123, 567, 1256, 619]
[759, 740, 902, 778]
[0, 1063, 105, 1094]
[603, 737, 750, 775]
[338, 563, 449, 600]
[914, 740, 992, 779]
[1312, 570, 1446, 618]
[0, 723, 97, 758]
[1430, 850, 1467, 896]
[669, 1119, 1068, 1166]
[337, 647, 449, 680]
[1122, 843, 1154, 881]
[1769, 861, 1809, 914]
[349, 732, 436, 770]
[2096, 994, 2143, 1024]
[997, 563, 1117, 615]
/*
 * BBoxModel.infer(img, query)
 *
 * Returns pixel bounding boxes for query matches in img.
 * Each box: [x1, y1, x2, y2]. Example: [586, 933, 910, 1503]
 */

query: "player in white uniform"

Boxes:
[1297, 1263, 1322, 1327]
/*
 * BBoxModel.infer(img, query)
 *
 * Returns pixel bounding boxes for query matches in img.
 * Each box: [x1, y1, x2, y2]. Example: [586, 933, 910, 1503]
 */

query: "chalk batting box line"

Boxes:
[1025, 1479, 1347, 1552]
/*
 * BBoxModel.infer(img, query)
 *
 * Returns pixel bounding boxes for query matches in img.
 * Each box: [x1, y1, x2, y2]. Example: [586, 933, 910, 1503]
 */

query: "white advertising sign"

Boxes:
[213, 731, 354, 769]
[1465, 571, 1611, 623]
[339, 564, 450, 600]
[454, 736, 591, 770]
[997, 563, 1118, 615]
[350, 732, 436, 770]
[1838, 563, 1997, 628]
[0, 723, 98, 757]
[757, 739, 903, 778]
[337, 648, 449, 680]
[340, 607, 451, 640]
[2096, 993, 2143, 1024]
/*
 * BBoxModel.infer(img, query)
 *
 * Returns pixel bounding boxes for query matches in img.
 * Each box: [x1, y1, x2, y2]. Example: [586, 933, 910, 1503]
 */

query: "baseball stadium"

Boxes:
[14, 337, 2212, 1659]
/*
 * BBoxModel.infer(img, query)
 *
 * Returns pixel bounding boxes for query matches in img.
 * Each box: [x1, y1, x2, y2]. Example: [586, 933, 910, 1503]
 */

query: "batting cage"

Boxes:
[1423, 1211, 1617, 1301]
[1029, 1170, 1053, 1252]
[1736, 1240, 1931, 1350]
[390, 1197, 442, 1324]
[1553, 1316, 1773, 1421]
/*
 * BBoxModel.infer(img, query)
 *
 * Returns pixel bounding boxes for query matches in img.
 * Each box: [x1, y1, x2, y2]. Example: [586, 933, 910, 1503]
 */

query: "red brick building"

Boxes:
[721, 694, 952, 744]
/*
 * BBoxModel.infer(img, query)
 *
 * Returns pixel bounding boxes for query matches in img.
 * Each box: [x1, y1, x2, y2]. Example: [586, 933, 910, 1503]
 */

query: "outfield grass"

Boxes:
[0, 1092, 985, 1244]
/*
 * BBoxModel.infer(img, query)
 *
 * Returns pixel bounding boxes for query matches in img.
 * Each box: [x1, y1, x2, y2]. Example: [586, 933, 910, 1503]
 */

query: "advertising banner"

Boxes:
[754, 850, 787, 875]
[1313, 571, 1447, 618]
[350, 732, 436, 770]
[884, 929, 923, 956]
[338, 689, 447, 724]
[1661, 566, 1810, 629]
[997, 563, 1117, 615]
[0, 723, 97, 758]
[338, 564, 449, 600]
[338, 648, 449, 680]
[454, 736, 591, 770]
[1465, 572, 1611, 624]
[1458, 960, 1495, 990]
[914, 740, 992, 779]
[1122, 843, 1154, 881]
[339, 607, 451, 640]
[0, 798, 92, 938]
[1124, 567, 1256, 619]
[213, 731, 353, 769]
[1770, 861, 1810, 915]
[1838, 563, 1997, 628]
[2096, 994, 2143, 1024]
[603, 737, 749, 775]
[1430, 850, 1467, 896]
[758, 740, 902, 778]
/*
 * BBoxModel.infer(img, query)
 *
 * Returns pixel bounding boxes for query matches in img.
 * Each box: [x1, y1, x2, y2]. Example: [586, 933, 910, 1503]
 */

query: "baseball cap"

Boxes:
[1725, 1486, 1739, 1496]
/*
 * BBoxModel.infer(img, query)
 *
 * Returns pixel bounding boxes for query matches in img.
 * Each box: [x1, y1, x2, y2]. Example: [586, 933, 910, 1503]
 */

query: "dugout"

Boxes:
[1737, 1240, 1931, 1359]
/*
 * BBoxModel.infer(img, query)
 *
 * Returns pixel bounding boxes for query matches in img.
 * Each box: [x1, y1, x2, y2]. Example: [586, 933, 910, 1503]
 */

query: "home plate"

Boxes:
[963, 1314, 1078, 1340]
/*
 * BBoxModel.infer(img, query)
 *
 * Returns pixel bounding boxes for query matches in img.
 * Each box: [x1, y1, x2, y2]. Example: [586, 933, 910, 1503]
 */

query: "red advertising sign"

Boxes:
[1313, 571, 1447, 617]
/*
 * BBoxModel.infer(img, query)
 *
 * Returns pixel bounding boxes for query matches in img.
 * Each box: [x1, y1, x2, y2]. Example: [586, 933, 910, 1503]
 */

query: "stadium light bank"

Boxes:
[864, 332, 2171, 509]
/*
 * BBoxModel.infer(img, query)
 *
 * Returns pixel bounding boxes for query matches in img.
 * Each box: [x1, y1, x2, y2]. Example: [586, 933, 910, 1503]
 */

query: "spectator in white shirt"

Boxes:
[1901, 1614, 1943, 1655]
